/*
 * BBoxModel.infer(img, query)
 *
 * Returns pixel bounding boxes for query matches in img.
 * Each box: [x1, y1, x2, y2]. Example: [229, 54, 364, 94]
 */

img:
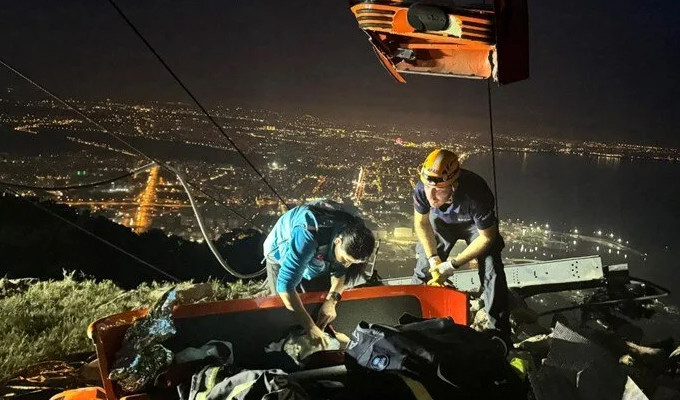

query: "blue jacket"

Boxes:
[263, 203, 350, 293]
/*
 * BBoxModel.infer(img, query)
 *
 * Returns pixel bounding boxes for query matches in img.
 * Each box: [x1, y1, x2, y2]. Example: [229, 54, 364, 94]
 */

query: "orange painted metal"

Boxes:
[48, 387, 107, 400]
[395, 47, 494, 79]
[391, 9, 414, 34]
[87, 285, 468, 400]
[349, 0, 529, 84]
[367, 38, 407, 83]
[119, 395, 149, 400]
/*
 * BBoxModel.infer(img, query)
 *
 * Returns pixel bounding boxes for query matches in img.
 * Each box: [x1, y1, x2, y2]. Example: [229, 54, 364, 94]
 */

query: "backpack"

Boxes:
[345, 314, 525, 399]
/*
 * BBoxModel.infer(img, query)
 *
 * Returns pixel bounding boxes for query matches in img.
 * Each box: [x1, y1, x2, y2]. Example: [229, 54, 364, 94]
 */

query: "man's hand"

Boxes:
[307, 323, 329, 349]
[428, 255, 442, 269]
[426, 255, 443, 286]
[427, 260, 457, 286]
[316, 299, 337, 330]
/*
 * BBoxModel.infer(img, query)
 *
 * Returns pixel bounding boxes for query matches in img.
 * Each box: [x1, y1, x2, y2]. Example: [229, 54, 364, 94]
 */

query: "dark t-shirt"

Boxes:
[413, 169, 497, 230]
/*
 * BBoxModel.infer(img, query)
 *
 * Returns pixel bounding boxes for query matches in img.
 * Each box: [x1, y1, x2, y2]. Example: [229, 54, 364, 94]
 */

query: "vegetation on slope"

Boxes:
[0, 274, 265, 381]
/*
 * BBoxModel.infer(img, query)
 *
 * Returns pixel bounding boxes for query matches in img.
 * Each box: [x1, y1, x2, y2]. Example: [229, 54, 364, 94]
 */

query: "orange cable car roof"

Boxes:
[350, 0, 529, 85]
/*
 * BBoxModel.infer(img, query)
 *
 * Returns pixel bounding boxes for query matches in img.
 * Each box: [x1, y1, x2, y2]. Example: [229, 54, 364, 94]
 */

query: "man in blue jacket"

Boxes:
[263, 200, 376, 347]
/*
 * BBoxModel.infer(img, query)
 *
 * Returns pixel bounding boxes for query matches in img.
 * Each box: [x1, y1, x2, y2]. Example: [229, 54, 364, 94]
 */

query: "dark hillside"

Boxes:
[0, 193, 265, 288]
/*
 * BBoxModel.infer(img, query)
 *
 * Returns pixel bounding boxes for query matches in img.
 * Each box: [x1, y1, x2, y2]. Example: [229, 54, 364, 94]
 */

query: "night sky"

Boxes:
[1, 0, 679, 146]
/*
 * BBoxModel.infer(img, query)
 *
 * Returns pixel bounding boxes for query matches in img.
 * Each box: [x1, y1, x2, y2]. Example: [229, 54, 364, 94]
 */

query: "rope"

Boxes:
[0, 186, 180, 282]
[486, 79, 500, 218]
[0, 162, 155, 191]
[0, 58, 253, 226]
[173, 167, 265, 279]
[106, 0, 289, 211]
[0, 59, 265, 280]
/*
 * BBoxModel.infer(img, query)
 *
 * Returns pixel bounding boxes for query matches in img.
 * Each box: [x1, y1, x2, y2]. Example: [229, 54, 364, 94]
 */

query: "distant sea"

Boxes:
[0, 127, 241, 163]
[2, 128, 678, 305]
[465, 151, 680, 306]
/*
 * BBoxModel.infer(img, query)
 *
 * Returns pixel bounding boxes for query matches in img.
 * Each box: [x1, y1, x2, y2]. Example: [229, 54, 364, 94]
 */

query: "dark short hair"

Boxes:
[338, 223, 375, 260]
[344, 262, 369, 286]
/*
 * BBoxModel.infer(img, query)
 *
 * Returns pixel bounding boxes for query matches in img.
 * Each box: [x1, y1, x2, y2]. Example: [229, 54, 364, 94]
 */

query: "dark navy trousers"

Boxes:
[412, 214, 510, 335]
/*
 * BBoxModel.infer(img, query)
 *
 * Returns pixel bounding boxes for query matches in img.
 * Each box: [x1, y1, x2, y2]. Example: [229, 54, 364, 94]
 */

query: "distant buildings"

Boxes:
[393, 227, 414, 239]
[0, 94, 673, 273]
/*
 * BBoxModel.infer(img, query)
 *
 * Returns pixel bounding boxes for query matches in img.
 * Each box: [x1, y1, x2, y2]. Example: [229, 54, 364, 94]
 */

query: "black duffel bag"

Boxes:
[345, 314, 525, 399]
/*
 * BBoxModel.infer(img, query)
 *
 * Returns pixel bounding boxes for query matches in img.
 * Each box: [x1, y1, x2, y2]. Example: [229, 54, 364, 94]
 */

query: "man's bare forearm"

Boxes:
[329, 275, 346, 295]
[452, 224, 499, 267]
[454, 234, 492, 265]
[415, 218, 438, 258]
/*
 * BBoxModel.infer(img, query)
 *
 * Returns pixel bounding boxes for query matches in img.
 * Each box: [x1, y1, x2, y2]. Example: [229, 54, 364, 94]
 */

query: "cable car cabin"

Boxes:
[349, 0, 529, 84]
[75, 285, 468, 400]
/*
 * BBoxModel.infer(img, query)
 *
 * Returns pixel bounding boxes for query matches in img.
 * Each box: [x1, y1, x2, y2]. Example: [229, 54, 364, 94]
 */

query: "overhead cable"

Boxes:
[0, 57, 252, 226]
[0, 186, 180, 282]
[106, 0, 289, 211]
[0, 162, 155, 191]
[486, 80, 500, 218]
[173, 167, 265, 278]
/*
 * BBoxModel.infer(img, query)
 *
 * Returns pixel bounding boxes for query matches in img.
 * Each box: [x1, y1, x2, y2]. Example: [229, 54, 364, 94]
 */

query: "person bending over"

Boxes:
[263, 200, 375, 346]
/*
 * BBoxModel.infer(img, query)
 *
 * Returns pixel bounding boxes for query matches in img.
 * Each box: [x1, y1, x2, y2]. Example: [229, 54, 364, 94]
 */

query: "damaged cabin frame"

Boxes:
[349, 0, 530, 84]
[52, 255, 669, 400]
[47, 1, 670, 399]
[75, 286, 469, 400]
[385, 255, 670, 317]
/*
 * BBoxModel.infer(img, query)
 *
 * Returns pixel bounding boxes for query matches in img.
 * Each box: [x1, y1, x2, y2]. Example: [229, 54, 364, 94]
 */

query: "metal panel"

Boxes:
[504, 255, 604, 289]
[382, 255, 605, 293]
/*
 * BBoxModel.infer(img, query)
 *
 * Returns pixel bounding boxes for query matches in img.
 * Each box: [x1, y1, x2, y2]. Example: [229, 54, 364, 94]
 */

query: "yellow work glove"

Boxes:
[426, 256, 443, 286]
[427, 260, 456, 286]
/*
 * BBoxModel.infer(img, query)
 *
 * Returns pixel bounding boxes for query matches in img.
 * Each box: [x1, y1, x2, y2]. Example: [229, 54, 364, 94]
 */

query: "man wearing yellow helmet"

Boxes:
[412, 149, 510, 337]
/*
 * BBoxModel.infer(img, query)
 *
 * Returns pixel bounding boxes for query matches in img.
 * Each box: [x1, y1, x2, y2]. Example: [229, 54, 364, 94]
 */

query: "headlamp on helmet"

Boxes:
[419, 149, 460, 188]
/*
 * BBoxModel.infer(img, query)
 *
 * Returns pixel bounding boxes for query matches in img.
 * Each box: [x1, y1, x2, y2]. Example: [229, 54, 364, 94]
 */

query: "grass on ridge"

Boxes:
[0, 274, 265, 381]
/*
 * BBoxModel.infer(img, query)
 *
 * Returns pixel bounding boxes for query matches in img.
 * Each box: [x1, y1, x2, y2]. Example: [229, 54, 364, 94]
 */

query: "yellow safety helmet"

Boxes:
[419, 149, 460, 188]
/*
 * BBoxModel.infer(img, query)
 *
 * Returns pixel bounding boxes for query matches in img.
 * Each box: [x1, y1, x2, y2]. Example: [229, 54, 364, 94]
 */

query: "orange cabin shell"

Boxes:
[349, 0, 529, 85]
[52, 285, 469, 400]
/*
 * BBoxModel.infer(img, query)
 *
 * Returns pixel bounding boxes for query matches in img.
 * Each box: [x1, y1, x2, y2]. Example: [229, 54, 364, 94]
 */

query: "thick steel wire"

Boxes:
[0, 186, 180, 282]
[486, 80, 500, 218]
[173, 168, 265, 279]
[0, 162, 155, 191]
[106, 0, 289, 211]
[0, 58, 252, 226]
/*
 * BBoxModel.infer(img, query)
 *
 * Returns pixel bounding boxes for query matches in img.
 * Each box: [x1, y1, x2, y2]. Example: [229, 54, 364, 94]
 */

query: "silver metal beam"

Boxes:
[381, 255, 607, 293]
